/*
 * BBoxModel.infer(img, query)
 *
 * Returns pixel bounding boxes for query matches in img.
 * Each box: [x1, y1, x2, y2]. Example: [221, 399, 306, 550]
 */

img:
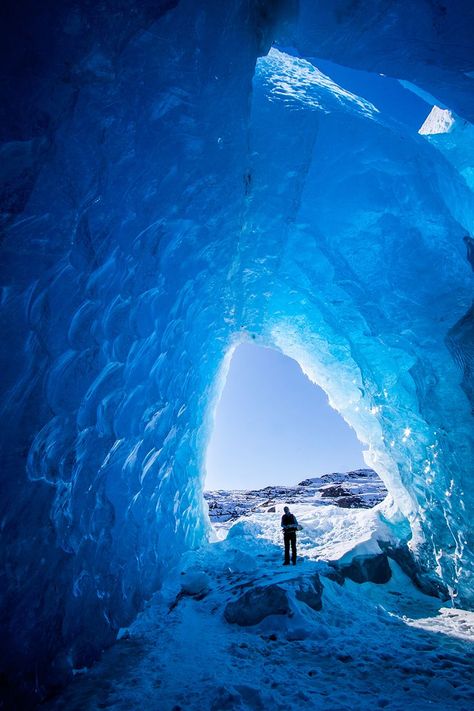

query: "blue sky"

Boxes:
[205, 344, 366, 490]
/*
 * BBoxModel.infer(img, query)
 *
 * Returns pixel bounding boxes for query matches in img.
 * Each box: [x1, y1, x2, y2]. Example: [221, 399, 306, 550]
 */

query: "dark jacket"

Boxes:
[281, 513, 298, 531]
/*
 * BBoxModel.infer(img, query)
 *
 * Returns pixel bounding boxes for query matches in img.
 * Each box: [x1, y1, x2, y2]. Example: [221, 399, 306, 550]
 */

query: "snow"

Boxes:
[205, 468, 387, 526]
[45, 502, 474, 711]
[419, 106, 455, 135]
[205, 470, 392, 561]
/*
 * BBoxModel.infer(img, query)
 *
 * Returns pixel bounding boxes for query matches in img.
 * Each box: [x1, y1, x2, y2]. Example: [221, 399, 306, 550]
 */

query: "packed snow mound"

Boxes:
[1, 0, 474, 704]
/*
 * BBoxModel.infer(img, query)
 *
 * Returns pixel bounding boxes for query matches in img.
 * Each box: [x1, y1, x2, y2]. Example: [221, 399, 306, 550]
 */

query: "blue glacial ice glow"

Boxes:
[0, 0, 473, 703]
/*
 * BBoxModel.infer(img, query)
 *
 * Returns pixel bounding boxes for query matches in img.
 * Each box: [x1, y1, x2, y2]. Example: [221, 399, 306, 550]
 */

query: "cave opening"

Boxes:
[203, 341, 390, 536]
[205, 341, 367, 491]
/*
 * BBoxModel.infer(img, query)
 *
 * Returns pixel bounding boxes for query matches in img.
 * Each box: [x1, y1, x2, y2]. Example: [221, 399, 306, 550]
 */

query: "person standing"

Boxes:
[281, 505, 298, 565]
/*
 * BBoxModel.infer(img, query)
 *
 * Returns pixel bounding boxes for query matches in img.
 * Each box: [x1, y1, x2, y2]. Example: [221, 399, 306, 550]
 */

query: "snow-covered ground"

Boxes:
[44, 498, 474, 711]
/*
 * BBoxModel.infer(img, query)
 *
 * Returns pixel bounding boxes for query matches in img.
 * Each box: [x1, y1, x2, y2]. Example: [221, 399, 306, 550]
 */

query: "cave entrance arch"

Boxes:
[202, 339, 394, 537]
[205, 342, 367, 492]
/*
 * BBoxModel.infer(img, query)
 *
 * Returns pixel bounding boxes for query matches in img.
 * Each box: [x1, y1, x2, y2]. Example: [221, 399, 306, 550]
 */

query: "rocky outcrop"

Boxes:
[338, 553, 392, 585]
[224, 573, 324, 626]
[294, 576, 323, 612]
[224, 584, 290, 626]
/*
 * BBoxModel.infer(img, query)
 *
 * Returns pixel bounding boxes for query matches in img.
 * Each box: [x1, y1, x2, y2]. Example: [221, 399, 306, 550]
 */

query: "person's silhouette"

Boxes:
[281, 505, 298, 565]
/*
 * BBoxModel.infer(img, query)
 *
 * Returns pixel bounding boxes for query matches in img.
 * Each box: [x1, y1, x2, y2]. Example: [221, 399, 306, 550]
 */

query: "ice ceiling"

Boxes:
[0, 0, 473, 701]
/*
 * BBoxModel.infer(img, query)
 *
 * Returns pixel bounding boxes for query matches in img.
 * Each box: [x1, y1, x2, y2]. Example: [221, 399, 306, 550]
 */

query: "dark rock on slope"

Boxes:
[205, 468, 387, 523]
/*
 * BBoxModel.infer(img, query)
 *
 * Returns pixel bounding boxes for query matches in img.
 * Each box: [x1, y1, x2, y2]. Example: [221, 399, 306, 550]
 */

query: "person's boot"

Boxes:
[292, 559, 297, 565]
[283, 561, 290, 566]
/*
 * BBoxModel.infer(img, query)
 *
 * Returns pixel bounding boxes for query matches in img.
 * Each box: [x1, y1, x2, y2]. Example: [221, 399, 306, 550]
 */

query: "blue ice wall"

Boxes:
[246, 46, 473, 598]
[1, 0, 473, 703]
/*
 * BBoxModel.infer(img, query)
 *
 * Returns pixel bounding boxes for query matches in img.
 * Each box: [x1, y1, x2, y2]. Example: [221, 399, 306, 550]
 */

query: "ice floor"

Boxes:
[44, 504, 474, 710]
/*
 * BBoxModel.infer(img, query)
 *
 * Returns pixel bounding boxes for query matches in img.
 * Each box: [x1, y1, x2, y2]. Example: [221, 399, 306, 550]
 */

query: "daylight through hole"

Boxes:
[204, 343, 389, 545]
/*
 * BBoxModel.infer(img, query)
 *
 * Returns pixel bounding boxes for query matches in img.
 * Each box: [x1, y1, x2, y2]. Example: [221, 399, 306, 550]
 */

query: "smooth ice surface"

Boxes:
[1, 0, 474, 703]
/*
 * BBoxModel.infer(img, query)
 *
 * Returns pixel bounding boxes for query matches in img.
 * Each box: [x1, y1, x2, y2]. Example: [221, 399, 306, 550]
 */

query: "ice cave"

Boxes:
[1, 1, 473, 708]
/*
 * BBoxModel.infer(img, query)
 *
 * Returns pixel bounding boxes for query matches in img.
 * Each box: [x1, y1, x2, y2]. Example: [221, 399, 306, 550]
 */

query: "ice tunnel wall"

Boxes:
[1, 0, 473, 702]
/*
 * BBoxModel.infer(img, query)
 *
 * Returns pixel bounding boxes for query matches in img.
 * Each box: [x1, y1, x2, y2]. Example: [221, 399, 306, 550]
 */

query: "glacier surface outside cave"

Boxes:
[1, 0, 473, 703]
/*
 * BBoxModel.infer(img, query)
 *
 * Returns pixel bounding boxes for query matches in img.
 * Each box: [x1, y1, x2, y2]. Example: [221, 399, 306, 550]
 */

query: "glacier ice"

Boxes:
[0, 0, 473, 703]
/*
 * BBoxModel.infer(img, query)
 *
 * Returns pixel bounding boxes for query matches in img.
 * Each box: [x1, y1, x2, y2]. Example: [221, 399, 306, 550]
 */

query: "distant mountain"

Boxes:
[204, 468, 387, 523]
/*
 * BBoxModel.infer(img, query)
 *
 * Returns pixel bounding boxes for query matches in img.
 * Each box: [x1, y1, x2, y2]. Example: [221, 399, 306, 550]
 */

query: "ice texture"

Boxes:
[0, 0, 473, 702]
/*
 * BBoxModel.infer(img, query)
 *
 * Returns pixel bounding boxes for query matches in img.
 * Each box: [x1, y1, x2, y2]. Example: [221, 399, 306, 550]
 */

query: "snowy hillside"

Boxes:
[205, 468, 387, 524]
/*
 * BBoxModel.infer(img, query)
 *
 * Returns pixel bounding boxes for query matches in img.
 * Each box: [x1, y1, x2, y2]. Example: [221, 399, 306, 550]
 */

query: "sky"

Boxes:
[205, 344, 366, 490]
